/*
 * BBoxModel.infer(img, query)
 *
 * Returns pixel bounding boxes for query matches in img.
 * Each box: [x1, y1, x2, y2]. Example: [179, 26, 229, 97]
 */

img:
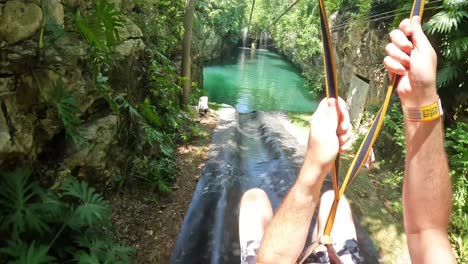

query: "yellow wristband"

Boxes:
[402, 98, 443, 122]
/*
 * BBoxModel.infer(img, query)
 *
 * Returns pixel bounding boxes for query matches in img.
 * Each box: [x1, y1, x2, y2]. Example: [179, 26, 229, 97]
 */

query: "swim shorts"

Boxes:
[240, 238, 360, 264]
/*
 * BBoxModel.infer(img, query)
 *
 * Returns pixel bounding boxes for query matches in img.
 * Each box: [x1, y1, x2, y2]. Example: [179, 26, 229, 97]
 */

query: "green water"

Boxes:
[203, 49, 318, 113]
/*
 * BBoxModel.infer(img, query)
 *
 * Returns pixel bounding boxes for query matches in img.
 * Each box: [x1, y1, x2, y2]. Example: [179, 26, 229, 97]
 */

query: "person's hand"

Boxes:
[384, 16, 438, 107]
[304, 97, 352, 172]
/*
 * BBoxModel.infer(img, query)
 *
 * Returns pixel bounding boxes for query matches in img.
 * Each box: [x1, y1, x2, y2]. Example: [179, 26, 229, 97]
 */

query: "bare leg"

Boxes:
[312, 190, 357, 245]
[239, 188, 273, 245]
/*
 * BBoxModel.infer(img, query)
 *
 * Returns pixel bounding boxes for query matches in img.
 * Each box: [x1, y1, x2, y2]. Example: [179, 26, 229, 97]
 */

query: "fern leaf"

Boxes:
[60, 177, 111, 228]
[0, 169, 49, 238]
[141, 99, 161, 126]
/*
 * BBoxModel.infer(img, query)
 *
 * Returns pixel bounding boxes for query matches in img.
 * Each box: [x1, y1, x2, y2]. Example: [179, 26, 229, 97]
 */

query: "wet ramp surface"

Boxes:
[171, 105, 379, 264]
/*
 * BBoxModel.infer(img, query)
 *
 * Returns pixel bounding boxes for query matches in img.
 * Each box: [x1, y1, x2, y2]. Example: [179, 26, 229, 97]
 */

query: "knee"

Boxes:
[320, 190, 352, 215]
[320, 190, 336, 207]
[241, 188, 269, 207]
[240, 188, 272, 218]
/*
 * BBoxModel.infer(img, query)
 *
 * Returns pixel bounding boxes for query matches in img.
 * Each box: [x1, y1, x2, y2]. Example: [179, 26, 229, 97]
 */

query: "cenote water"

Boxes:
[203, 49, 318, 113]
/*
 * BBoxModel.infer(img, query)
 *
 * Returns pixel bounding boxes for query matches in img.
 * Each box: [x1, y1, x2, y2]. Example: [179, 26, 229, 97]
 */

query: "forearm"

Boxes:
[403, 118, 451, 231]
[257, 162, 326, 264]
[403, 117, 456, 262]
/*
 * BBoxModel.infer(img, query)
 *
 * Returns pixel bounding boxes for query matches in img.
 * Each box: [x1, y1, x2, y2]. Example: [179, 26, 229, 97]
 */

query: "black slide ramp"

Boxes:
[171, 106, 380, 263]
[171, 106, 301, 263]
[170, 105, 242, 263]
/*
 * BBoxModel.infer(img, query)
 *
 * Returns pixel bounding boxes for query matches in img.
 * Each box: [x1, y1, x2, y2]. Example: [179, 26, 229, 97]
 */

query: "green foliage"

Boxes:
[52, 78, 86, 146]
[376, 102, 405, 168]
[2, 240, 56, 264]
[74, 0, 123, 116]
[445, 121, 468, 263]
[133, 0, 185, 55]
[250, 0, 324, 93]
[197, 0, 248, 46]
[287, 112, 311, 128]
[75, 0, 123, 49]
[0, 169, 134, 262]
[424, 0, 468, 118]
[110, 51, 201, 193]
[0, 169, 48, 240]
[377, 105, 467, 262]
[61, 179, 111, 228]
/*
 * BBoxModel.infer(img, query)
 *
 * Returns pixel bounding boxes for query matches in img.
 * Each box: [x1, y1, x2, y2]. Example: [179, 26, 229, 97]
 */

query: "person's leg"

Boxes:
[311, 190, 359, 264]
[239, 188, 273, 264]
[312, 190, 357, 241]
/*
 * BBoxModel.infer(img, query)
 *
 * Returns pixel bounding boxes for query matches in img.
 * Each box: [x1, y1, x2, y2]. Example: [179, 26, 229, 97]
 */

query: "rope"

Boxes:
[297, 0, 426, 263]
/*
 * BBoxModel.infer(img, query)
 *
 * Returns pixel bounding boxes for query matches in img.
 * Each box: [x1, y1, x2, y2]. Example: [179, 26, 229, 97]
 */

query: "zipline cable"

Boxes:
[268, 0, 301, 28]
[330, 0, 442, 29]
[331, 4, 443, 31]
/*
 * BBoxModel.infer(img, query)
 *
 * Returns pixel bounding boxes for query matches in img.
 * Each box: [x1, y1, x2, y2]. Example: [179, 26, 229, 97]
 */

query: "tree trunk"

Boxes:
[248, 0, 256, 29]
[181, 0, 196, 106]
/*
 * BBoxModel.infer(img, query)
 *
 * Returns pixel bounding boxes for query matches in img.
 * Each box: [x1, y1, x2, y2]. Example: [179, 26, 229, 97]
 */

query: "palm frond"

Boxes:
[424, 10, 468, 34]
[442, 36, 468, 60]
[437, 63, 460, 88]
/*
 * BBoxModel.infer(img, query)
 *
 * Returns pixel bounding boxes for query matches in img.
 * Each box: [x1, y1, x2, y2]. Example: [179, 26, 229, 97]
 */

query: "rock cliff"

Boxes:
[0, 0, 147, 183]
[331, 13, 391, 113]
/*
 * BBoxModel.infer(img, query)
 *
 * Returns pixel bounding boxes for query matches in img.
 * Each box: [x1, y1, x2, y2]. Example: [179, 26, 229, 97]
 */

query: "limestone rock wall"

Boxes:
[331, 13, 391, 124]
[0, 0, 146, 183]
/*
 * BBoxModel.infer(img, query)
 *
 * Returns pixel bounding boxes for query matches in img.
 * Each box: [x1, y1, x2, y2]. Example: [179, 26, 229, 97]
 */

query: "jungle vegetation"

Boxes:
[0, 0, 466, 262]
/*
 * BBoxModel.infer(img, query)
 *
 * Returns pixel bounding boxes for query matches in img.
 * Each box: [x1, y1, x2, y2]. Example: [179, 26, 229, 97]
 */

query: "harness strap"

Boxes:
[297, 235, 333, 264]
[298, 0, 425, 263]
